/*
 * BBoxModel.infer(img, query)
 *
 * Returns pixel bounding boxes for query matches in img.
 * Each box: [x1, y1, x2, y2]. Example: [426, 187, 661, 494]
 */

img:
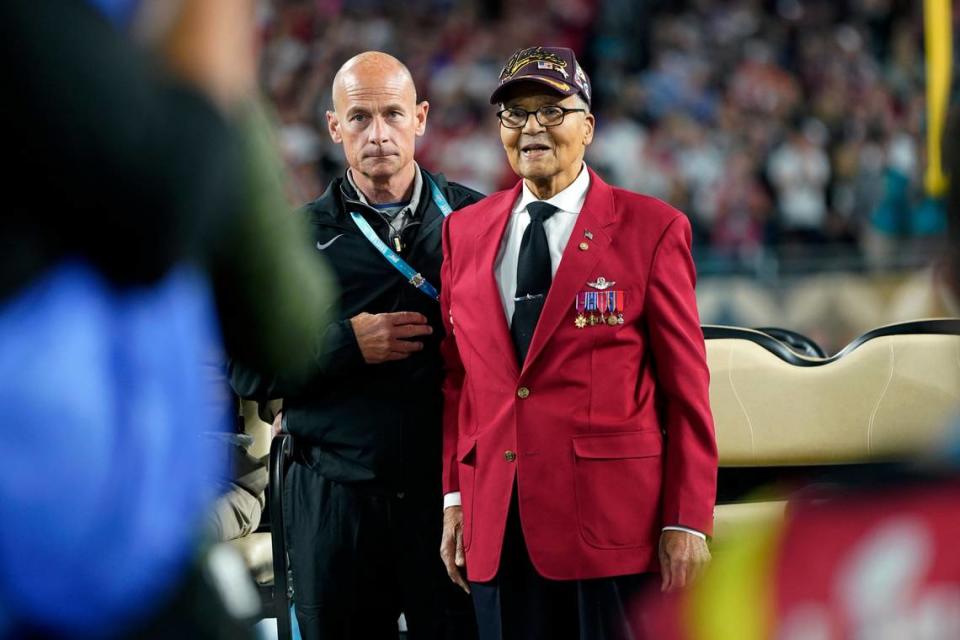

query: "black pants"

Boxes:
[470, 489, 659, 640]
[284, 462, 476, 640]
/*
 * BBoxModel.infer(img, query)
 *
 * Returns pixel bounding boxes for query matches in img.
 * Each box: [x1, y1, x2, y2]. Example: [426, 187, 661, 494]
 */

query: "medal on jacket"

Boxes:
[606, 291, 619, 326]
[574, 292, 587, 329]
[586, 291, 599, 326]
[576, 287, 625, 329]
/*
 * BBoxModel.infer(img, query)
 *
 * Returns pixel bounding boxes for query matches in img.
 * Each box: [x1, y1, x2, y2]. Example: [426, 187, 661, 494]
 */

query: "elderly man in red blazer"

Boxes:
[437, 46, 718, 640]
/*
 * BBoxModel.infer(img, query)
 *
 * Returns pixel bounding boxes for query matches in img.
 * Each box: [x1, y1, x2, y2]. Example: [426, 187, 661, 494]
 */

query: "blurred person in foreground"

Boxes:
[230, 52, 482, 639]
[0, 0, 333, 637]
[438, 46, 718, 639]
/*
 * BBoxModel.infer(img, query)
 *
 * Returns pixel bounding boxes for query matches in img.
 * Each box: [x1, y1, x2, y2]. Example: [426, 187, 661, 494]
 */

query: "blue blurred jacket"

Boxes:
[0, 263, 224, 636]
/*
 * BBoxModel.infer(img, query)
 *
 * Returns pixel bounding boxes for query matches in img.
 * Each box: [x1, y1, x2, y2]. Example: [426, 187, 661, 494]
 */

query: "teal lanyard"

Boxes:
[349, 174, 452, 301]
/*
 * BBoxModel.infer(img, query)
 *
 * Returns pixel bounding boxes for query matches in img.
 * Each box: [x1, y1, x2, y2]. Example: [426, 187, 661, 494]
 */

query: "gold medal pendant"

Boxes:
[607, 314, 619, 326]
[574, 293, 588, 329]
[588, 314, 598, 327]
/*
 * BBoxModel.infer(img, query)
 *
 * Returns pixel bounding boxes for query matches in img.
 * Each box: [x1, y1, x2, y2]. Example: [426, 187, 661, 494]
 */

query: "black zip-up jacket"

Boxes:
[230, 168, 483, 493]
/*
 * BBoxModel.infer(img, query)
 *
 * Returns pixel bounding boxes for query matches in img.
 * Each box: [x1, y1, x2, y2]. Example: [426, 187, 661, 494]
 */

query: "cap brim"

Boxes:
[489, 74, 579, 105]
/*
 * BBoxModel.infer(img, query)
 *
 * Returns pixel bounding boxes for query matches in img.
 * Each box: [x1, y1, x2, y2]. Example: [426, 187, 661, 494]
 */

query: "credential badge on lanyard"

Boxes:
[349, 174, 453, 301]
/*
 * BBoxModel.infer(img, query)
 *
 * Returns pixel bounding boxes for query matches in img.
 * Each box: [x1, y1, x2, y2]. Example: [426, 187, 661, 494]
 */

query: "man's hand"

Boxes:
[350, 312, 433, 364]
[659, 530, 711, 593]
[271, 411, 283, 438]
[440, 506, 470, 594]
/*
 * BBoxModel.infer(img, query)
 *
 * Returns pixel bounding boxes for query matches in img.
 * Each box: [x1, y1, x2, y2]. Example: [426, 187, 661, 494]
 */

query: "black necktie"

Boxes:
[511, 201, 559, 364]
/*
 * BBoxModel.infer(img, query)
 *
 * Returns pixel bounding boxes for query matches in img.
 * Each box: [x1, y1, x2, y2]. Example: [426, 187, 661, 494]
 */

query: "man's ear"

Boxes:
[326, 110, 342, 144]
[582, 112, 596, 146]
[415, 101, 430, 137]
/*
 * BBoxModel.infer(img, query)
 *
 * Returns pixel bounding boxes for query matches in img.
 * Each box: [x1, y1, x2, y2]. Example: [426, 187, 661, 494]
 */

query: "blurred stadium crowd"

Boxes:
[261, 0, 944, 273]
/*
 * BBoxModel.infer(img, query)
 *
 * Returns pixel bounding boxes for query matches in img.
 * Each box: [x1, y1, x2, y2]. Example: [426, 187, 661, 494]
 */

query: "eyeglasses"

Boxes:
[496, 105, 586, 129]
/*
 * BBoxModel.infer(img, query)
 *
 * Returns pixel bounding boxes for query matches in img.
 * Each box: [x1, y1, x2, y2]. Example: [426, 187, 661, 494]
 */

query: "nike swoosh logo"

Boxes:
[316, 234, 345, 251]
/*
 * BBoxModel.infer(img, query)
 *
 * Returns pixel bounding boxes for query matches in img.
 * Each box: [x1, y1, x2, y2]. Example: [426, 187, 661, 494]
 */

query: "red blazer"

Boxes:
[440, 168, 717, 582]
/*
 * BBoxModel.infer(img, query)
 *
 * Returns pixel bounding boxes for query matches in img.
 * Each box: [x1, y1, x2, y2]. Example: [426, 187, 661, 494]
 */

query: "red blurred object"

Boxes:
[773, 481, 960, 638]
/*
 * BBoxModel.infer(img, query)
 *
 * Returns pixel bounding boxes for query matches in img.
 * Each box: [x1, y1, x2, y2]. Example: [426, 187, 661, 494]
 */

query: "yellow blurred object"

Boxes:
[924, 0, 952, 196]
[686, 516, 782, 640]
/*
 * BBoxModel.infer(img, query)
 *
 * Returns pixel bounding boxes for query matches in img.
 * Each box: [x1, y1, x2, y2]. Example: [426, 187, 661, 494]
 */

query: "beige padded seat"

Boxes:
[707, 321, 960, 544]
[708, 326, 960, 466]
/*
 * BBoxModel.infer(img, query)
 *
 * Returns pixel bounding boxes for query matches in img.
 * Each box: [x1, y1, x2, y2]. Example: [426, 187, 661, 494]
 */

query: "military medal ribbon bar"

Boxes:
[574, 289, 626, 328]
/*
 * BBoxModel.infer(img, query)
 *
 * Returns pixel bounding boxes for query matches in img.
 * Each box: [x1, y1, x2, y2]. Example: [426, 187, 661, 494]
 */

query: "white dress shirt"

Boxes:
[442, 164, 705, 541]
[495, 163, 591, 325]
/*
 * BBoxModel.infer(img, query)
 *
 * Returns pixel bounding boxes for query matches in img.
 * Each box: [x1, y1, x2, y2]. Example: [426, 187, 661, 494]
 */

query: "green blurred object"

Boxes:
[207, 100, 337, 378]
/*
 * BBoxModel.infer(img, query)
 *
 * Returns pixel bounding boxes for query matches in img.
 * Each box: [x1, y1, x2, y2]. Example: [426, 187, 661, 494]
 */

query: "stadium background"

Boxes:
[259, 0, 954, 354]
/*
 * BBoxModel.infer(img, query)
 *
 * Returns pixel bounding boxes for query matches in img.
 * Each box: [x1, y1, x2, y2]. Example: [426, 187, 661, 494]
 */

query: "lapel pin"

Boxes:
[584, 230, 594, 240]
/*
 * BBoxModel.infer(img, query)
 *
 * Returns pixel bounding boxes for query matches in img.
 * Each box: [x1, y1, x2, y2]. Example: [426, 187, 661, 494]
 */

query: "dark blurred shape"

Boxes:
[2, 0, 235, 298]
[2, 0, 333, 377]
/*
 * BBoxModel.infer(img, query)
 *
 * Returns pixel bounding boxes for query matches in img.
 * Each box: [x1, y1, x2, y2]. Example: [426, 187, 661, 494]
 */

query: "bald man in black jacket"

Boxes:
[231, 52, 482, 640]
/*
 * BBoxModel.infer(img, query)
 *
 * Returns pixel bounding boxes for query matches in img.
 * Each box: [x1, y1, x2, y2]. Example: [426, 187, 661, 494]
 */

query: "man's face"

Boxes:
[327, 69, 428, 181]
[499, 89, 594, 184]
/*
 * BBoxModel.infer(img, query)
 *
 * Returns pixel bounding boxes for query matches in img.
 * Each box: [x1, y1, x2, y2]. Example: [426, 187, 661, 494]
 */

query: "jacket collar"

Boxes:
[344, 163, 424, 218]
[339, 163, 425, 220]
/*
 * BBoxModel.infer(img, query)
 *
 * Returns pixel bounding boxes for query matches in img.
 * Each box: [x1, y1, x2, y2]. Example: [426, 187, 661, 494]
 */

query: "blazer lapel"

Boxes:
[522, 169, 617, 374]
[474, 183, 522, 379]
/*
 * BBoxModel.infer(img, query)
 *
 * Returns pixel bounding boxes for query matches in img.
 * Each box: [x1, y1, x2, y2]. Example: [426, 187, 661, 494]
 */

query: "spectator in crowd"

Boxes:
[767, 121, 832, 245]
[711, 154, 773, 260]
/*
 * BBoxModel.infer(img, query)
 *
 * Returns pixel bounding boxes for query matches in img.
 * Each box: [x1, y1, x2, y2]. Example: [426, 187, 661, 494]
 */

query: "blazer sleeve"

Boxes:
[440, 216, 464, 495]
[644, 215, 718, 536]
